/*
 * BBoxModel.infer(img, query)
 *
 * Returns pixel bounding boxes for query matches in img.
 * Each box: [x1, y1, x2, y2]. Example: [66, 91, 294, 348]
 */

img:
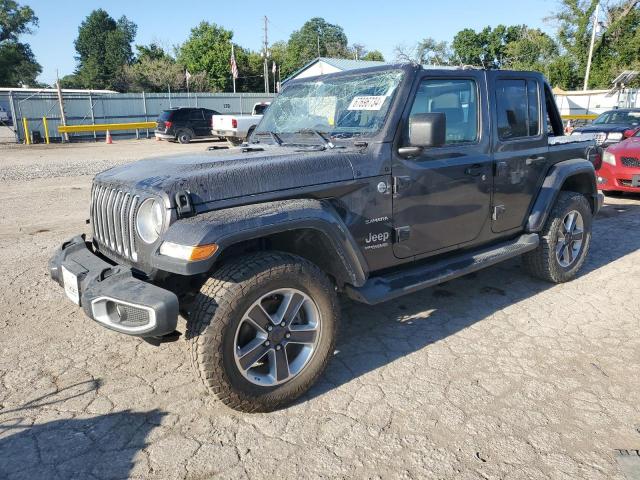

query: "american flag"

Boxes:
[230, 48, 238, 79]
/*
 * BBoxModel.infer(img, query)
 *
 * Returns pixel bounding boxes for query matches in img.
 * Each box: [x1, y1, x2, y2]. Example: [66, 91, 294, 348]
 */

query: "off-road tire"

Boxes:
[177, 130, 193, 144]
[186, 252, 340, 412]
[522, 191, 592, 283]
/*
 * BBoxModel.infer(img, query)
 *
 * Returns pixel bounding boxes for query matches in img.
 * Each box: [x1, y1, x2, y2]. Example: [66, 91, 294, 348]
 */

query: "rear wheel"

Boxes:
[186, 252, 339, 412]
[177, 130, 193, 144]
[522, 191, 592, 283]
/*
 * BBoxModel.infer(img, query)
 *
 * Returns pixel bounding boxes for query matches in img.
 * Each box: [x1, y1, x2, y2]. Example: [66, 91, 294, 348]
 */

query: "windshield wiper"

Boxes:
[296, 129, 336, 149]
[253, 130, 283, 146]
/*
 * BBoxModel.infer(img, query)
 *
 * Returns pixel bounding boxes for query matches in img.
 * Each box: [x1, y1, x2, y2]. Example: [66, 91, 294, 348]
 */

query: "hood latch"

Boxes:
[175, 191, 195, 218]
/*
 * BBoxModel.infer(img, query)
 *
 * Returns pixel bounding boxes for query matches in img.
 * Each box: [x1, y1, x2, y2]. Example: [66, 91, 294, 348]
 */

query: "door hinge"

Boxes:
[393, 176, 411, 195]
[395, 226, 411, 243]
[492, 205, 506, 221]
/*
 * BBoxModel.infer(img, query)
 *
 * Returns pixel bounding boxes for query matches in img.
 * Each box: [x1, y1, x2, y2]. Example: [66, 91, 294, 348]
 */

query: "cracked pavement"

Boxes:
[1, 141, 639, 479]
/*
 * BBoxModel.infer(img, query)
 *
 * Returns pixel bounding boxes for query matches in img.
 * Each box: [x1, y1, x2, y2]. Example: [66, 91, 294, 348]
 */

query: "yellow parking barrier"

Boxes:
[22, 117, 30, 145]
[42, 116, 50, 144]
[561, 114, 598, 120]
[58, 121, 156, 134]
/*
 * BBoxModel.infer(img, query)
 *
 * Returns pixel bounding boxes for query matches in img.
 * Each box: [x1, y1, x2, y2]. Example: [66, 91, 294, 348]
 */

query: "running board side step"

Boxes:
[344, 233, 539, 305]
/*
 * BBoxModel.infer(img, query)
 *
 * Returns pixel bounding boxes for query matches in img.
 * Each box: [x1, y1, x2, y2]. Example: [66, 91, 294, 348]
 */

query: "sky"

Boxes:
[25, 0, 559, 85]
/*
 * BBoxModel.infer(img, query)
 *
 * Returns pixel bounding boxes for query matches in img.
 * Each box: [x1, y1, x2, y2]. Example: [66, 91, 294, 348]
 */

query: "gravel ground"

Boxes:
[0, 138, 219, 181]
[0, 140, 639, 479]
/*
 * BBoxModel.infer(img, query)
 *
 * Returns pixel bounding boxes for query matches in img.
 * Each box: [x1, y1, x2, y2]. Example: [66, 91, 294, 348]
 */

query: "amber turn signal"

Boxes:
[159, 242, 218, 261]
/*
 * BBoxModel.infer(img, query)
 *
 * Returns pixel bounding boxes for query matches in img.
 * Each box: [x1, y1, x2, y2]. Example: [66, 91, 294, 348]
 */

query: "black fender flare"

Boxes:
[526, 158, 598, 232]
[152, 199, 369, 286]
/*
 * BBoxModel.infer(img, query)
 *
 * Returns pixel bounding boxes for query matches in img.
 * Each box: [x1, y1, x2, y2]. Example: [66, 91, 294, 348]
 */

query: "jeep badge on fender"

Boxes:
[49, 64, 603, 412]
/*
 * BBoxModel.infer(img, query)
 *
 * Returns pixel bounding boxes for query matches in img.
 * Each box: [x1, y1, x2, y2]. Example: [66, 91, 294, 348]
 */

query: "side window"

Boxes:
[409, 78, 478, 144]
[496, 79, 541, 140]
[189, 110, 204, 121]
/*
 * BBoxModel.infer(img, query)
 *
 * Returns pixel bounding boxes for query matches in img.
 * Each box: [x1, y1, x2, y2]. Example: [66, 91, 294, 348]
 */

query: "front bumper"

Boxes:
[597, 163, 640, 192]
[49, 235, 179, 337]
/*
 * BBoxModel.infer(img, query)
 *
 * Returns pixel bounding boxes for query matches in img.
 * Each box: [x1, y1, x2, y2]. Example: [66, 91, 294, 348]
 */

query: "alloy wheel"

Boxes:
[233, 288, 321, 386]
[556, 210, 585, 268]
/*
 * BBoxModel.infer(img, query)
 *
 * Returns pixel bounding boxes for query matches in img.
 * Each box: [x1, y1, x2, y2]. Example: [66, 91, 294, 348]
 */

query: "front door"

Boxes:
[392, 72, 492, 259]
[490, 75, 549, 232]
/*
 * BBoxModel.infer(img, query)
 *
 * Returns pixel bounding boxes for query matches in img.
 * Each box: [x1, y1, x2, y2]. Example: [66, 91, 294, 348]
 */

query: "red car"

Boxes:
[598, 130, 640, 196]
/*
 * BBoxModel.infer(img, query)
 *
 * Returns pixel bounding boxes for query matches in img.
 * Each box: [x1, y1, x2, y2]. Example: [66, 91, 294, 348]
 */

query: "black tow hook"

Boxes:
[143, 330, 182, 347]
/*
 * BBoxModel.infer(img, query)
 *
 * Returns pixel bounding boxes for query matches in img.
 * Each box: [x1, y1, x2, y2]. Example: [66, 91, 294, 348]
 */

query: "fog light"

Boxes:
[597, 176, 607, 184]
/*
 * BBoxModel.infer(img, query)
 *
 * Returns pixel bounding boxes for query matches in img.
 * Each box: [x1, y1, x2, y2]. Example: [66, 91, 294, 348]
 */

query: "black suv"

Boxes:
[155, 107, 219, 144]
[50, 64, 603, 412]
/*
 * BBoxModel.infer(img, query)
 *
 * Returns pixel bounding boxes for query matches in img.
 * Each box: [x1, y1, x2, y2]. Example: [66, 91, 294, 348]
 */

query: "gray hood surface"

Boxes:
[95, 146, 359, 206]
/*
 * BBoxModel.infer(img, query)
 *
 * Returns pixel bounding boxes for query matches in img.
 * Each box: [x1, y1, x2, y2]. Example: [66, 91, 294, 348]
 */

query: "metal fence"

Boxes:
[0, 91, 275, 143]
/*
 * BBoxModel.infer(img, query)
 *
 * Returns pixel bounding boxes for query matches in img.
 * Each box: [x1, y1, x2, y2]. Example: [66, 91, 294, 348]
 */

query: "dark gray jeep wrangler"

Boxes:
[49, 64, 603, 411]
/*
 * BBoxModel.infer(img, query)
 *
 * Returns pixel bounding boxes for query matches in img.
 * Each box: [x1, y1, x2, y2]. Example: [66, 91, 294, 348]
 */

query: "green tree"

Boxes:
[123, 43, 184, 92]
[72, 9, 137, 90]
[452, 25, 521, 68]
[177, 21, 235, 91]
[362, 50, 384, 61]
[0, 0, 41, 86]
[503, 27, 559, 72]
[283, 17, 349, 75]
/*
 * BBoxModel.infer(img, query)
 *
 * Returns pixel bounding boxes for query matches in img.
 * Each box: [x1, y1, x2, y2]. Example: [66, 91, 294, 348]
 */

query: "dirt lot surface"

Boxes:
[1, 140, 639, 479]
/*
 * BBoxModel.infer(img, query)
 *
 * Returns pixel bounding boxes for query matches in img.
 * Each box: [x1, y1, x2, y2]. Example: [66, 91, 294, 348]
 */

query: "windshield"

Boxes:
[257, 70, 404, 140]
[593, 110, 640, 126]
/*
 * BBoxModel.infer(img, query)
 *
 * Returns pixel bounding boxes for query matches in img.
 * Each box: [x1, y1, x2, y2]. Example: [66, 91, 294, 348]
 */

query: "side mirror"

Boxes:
[398, 112, 446, 158]
[623, 128, 637, 139]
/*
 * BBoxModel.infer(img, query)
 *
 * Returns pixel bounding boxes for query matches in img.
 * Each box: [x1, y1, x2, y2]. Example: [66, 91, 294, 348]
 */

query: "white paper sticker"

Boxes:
[347, 96, 387, 111]
[62, 266, 80, 305]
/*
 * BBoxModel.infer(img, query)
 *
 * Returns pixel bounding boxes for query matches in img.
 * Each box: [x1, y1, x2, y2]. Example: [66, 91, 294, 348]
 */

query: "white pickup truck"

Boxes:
[211, 102, 270, 145]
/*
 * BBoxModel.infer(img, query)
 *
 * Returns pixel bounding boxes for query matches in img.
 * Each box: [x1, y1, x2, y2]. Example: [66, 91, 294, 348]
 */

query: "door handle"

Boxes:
[526, 156, 546, 165]
[465, 164, 484, 176]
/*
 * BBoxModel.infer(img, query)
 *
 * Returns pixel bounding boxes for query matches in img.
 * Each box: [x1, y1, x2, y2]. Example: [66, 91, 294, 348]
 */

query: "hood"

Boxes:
[606, 135, 640, 154]
[94, 145, 358, 207]
[574, 124, 630, 133]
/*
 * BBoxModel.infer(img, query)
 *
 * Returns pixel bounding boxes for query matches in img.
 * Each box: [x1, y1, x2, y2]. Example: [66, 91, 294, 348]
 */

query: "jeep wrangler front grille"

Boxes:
[90, 185, 140, 261]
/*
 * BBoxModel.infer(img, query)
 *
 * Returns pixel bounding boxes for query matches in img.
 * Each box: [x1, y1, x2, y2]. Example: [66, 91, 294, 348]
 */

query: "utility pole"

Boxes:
[262, 16, 270, 93]
[56, 70, 68, 142]
[584, 2, 600, 91]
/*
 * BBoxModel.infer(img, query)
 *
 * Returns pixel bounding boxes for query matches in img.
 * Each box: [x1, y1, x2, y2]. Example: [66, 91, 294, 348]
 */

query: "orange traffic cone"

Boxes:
[105, 130, 113, 144]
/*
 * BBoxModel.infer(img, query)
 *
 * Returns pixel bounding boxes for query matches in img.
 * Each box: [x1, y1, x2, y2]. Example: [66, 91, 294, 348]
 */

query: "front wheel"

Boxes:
[522, 191, 592, 283]
[186, 252, 339, 412]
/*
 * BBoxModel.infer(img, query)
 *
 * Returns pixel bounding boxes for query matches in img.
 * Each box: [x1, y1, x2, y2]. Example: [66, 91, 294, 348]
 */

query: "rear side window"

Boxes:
[189, 109, 204, 121]
[158, 110, 172, 121]
[253, 104, 269, 115]
[496, 79, 540, 140]
[409, 78, 479, 144]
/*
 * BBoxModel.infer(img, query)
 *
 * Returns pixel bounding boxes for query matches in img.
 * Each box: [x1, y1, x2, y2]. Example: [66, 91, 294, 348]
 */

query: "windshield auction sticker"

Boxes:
[347, 96, 387, 111]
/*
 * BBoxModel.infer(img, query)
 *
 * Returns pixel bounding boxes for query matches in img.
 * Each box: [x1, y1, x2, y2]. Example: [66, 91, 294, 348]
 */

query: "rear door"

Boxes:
[490, 74, 549, 232]
[391, 71, 493, 258]
[189, 109, 208, 137]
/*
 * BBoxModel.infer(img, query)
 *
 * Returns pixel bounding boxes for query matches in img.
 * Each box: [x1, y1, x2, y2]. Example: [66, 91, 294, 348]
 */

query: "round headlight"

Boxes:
[136, 198, 163, 244]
